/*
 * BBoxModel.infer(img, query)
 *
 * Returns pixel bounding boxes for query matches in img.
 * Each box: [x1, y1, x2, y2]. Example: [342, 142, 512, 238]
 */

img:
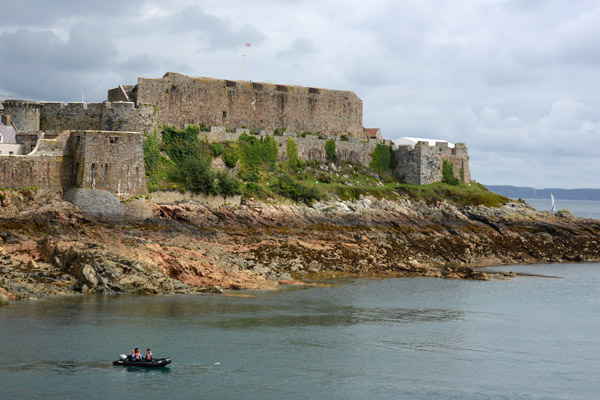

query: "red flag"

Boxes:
[245, 42, 251, 47]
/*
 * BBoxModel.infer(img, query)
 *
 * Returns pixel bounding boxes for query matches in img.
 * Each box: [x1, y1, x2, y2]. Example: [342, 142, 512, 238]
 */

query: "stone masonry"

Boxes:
[0, 130, 146, 195]
[0, 72, 471, 190]
[130, 72, 363, 137]
[394, 141, 471, 185]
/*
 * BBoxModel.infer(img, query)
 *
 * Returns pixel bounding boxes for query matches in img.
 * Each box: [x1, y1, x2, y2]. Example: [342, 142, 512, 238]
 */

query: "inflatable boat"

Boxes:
[113, 355, 172, 367]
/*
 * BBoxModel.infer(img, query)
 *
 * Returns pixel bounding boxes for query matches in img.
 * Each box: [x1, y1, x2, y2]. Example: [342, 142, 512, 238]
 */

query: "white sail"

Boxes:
[550, 193, 556, 212]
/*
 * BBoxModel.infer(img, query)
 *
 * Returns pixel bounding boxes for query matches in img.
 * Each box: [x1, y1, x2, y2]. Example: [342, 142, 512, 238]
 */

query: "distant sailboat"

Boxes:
[549, 193, 556, 212]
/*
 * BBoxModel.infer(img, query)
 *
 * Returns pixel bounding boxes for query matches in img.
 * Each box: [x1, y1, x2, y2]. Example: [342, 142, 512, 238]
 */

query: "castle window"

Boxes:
[225, 80, 237, 88]
[9, 151, 14, 155]
[222, 111, 227, 119]
[109, 136, 119, 144]
[309, 88, 320, 94]
[252, 82, 263, 90]
[276, 85, 289, 92]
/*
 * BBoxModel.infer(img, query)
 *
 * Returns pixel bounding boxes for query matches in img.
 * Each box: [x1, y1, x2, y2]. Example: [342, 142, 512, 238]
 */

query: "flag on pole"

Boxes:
[245, 42, 251, 47]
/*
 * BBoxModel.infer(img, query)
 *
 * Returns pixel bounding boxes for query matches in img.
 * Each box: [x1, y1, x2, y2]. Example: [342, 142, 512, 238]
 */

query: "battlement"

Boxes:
[395, 141, 470, 185]
[134, 72, 363, 137]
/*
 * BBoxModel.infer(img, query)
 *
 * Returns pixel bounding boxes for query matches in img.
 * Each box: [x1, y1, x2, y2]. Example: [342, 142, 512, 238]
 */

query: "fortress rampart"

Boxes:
[0, 72, 471, 192]
[395, 141, 471, 185]
[4, 101, 158, 135]
[0, 131, 146, 195]
[132, 73, 363, 137]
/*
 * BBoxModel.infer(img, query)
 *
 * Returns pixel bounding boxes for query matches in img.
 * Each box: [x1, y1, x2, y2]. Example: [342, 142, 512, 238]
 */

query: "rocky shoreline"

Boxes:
[1, 189, 599, 304]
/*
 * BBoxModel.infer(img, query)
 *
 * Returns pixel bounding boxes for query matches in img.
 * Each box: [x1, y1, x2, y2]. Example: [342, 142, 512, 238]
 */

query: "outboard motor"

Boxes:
[119, 354, 127, 361]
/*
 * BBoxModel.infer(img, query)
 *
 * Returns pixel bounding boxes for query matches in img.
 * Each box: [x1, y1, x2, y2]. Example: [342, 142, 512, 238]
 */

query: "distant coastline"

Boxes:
[486, 185, 600, 201]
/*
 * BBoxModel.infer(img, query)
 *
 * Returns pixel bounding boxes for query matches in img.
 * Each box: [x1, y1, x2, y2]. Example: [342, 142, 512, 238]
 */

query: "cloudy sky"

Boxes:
[1, 0, 599, 189]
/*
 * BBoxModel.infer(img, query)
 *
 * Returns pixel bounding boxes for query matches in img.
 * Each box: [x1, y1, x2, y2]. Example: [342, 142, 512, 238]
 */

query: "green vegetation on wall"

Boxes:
[238, 133, 278, 182]
[442, 160, 460, 186]
[286, 137, 300, 168]
[222, 144, 240, 168]
[144, 125, 241, 195]
[369, 143, 397, 173]
[143, 130, 160, 175]
[325, 140, 337, 162]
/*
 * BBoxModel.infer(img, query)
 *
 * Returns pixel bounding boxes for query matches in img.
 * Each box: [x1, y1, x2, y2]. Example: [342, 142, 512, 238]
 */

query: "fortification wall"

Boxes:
[72, 130, 146, 195]
[136, 73, 363, 137]
[38, 102, 157, 135]
[0, 157, 73, 190]
[3, 100, 42, 132]
[0, 130, 146, 195]
[40, 102, 103, 133]
[100, 102, 157, 134]
[199, 129, 378, 166]
[394, 142, 471, 185]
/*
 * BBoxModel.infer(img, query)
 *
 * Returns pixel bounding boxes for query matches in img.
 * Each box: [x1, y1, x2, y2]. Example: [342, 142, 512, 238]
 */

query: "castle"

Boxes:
[0, 73, 470, 196]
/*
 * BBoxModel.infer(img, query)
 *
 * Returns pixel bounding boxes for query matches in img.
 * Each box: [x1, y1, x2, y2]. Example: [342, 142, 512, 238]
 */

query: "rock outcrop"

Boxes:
[1, 189, 599, 303]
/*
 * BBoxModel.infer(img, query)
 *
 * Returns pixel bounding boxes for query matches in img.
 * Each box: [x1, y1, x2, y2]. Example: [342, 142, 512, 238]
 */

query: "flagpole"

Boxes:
[241, 45, 246, 81]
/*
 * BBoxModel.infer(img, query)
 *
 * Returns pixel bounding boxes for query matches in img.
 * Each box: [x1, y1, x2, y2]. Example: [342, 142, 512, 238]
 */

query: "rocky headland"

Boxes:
[1, 189, 599, 304]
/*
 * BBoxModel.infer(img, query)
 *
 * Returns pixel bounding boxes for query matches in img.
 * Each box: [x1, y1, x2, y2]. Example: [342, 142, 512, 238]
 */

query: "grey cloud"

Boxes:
[160, 6, 264, 50]
[0, 26, 117, 101]
[1, 0, 146, 28]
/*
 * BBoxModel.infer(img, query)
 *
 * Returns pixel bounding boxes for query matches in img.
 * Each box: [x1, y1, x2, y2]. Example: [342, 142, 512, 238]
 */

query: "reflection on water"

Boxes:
[2, 268, 600, 400]
[212, 307, 464, 328]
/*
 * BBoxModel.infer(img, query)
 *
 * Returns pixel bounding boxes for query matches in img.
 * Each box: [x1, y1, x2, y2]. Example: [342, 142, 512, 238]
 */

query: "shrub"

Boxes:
[162, 124, 202, 164]
[369, 144, 397, 173]
[273, 173, 324, 205]
[211, 142, 224, 157]
[459, 167, 465, 182]
[222, 145, 240, 168]
[286, 137, 300, 168]
[215, 170, 241, 196]
[175, 152, 215, 193]
[442, 160, 460, 186]
[243, 182, 266, 198]
[340, 135, 349, 142]
[273, 127, 285, 136]
[325, 140, 337, 162]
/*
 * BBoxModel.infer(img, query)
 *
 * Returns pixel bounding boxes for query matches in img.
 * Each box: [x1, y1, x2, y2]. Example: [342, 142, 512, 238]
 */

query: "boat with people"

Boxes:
[112, 357, 172, 367]
[113, 348, 171, 367]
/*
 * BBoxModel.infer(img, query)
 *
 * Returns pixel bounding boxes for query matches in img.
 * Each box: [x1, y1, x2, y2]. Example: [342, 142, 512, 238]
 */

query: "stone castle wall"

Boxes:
[0, 131, 146, 195]
[136, 73, 363, 137]
[36, 101, 157, 135]
[198, 129, 379, 167]
[3, 100, 41, 132]
[72, 130, 146, 195]
[394, 142, 471, 185]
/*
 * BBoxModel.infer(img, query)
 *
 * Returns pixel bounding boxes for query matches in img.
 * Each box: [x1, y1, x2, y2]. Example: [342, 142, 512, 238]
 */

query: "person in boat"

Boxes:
[128, 349, 136, 361]
[145, 349, 153, 361]
[133, 348, 143, 361]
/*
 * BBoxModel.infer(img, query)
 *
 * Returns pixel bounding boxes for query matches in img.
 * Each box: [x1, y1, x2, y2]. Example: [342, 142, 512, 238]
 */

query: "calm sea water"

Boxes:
[1, 200, 599, 399]
[2, 263, 600, 400]
[524, 198, 600, 219]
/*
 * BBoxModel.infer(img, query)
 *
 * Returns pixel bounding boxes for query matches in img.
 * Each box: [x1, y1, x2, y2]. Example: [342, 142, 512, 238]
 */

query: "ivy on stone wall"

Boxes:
[286, 137, 300, 168]
[143, 130, 160, 174]
[158, 125, 241, 195]
[369, 144, 397, 173]
[325, 140, 337, 162]
[238, 133, 279, 182]
[442, 160, 460, 186]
